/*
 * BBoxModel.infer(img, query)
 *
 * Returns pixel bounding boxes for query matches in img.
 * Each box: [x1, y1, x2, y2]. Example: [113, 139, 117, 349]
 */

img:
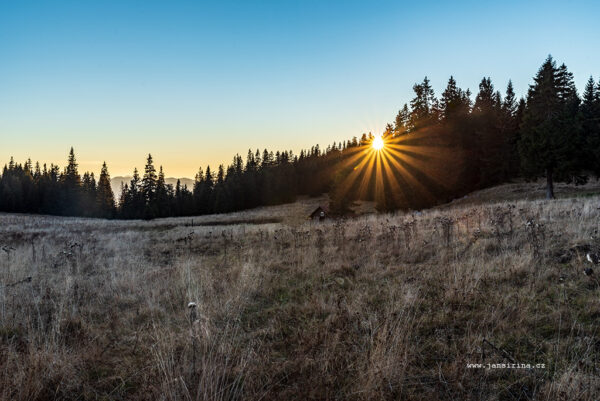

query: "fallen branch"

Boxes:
[482, 338, 516, 363]
[2, 276, 32, 288]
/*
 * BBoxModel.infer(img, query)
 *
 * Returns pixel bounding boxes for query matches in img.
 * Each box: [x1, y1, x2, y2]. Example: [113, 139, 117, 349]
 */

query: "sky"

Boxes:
[1, 0, 599, 177]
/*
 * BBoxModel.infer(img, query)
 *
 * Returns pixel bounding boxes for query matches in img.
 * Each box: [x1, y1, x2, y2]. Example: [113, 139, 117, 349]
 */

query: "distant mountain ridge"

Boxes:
[111, 176, 194, 198]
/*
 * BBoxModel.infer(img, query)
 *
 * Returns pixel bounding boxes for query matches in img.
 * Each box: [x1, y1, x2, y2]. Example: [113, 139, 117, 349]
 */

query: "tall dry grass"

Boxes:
[1, 193, 600, 400]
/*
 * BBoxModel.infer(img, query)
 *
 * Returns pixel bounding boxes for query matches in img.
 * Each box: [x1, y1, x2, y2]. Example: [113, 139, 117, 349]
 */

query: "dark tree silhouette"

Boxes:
[582, 76, 600, 176]
[97, 162, 115, 218]
[518, 56, 582, 199]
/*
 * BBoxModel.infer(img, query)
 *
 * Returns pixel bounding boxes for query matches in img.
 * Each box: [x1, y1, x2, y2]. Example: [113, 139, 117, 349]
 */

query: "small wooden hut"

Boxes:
[309, 205, 328, 221]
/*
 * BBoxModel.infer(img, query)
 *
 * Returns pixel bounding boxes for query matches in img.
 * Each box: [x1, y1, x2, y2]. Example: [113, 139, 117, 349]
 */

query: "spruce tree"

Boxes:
[502, 80, 517, 116]
[500, 81, 521, 177]
[409, 77, 439, 130]
[81, 172, 97, 216]
[142, 154, 158, 218]
[126, 168, 144, 218]
[61, 147, 82, 215]
[142, 154, 157, 203]
[440, 76, 471, 122]
[155, 166, 171, 217]
[64, 148, 80, 184]
[518, 56, 583, 198]
[582, 76, 600, 176]
[394, 104, 411, 134]
[96, 162, 115, 218]
[213, 164, 232, 212]
[472, 77, 504, 186]
[438, 76, 473, 192]
[202, 166, 214, 214]
[118, 182, 128, 215]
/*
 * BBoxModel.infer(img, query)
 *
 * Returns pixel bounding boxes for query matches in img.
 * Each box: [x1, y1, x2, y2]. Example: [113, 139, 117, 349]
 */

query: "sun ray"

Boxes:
[332, 146, 375, 201]
[329, 128, 461, 211]
[380, 149, 436, 206]
[384, 148, 453, 202]
[356, 151, 377, 199]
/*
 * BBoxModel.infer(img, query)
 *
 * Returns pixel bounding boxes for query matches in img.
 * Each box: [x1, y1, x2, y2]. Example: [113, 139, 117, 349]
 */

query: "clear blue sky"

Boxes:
[1, 0, 599, 177]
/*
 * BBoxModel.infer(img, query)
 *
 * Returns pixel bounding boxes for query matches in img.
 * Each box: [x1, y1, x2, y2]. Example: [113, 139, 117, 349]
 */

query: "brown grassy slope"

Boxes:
[154, 194, 376, 227]
[1, 183, 600, 400]
[438, 179, 600, 210]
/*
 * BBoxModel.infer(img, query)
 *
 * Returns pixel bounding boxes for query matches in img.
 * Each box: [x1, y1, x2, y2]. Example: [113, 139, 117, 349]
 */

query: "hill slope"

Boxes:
[1, 182, 599, 400]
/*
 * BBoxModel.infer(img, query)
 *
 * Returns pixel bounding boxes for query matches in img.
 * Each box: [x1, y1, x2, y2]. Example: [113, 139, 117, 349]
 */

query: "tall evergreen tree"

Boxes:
[472, 77, 505, 186]
[64, 148, 80, 185]
[142, 154, 158, 218]
[581, 76, 600, 176]
[123, 168, 144, 218]
[519, 56, 582, 198]
[155, 166, 171, 217]
[500, 81, 522, 177]
[81, 172, 97, 216]
[410, 76, 439, 130]
[97, 162, 115, 218]
[394, 104, 411, 134]
[200, 165, 214, 214]
[61, 147, 82, 215]
[440, 76, 471, 122]
[502, 80, 517, 116]
[438, 76, 473, 191]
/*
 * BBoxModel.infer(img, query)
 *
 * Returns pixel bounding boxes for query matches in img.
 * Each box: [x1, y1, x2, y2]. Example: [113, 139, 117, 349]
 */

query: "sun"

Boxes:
[372, 135, 384, 151]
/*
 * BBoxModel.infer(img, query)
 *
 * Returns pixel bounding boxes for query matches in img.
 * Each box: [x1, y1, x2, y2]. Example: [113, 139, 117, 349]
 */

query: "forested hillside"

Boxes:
[1, 56, 599, 219]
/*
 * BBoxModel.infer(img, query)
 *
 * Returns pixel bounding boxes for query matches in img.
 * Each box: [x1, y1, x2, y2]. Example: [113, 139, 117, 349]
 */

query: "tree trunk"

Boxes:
[546, 168, 554, 199]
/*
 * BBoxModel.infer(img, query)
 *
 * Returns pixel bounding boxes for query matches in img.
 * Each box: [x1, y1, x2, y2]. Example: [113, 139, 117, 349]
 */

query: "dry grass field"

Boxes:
[1, 182, 600, 400]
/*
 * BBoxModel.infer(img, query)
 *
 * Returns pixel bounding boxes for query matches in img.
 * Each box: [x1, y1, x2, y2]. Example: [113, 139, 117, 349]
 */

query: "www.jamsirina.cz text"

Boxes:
[466, 363, 545, 369]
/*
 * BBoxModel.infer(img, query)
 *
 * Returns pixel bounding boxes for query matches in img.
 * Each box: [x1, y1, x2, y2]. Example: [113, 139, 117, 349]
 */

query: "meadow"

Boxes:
[1, 182, 600, 400]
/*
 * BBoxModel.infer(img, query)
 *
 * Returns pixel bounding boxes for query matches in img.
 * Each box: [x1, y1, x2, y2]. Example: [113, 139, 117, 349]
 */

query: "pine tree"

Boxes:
[142, 154, 157, 203]
[409, 77, 439, 130]
[155, 166, 171, 217]
[193, 166, 204, 213]
[199, 165, 214, 214]
[394, 104, 411, 134]
[440, 76, 471, 122]
[81, 172, 97, 216]
[582, 76, 600, 176]
[245, 150, 256, 172]
[254, 149, 262, 166]
[123, 168, 144, 218]
[437, 76, 474, 192]
[213, 164, 232, 212]
[64, 147, 80, 185]
[216, 165, 225, 185]
[61, 147, 82, 215]
[118, 182, 128, 214]
[472, 77, 505, 186]
[440, 76, 459, 120]
[97, 162, 115, 218]
[502, 80, 517, 116]
[130, 168, 141, 195]
[519, 56, 583, 198]
[142, 154, 158, 218]
[500, 81, 521, 177]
